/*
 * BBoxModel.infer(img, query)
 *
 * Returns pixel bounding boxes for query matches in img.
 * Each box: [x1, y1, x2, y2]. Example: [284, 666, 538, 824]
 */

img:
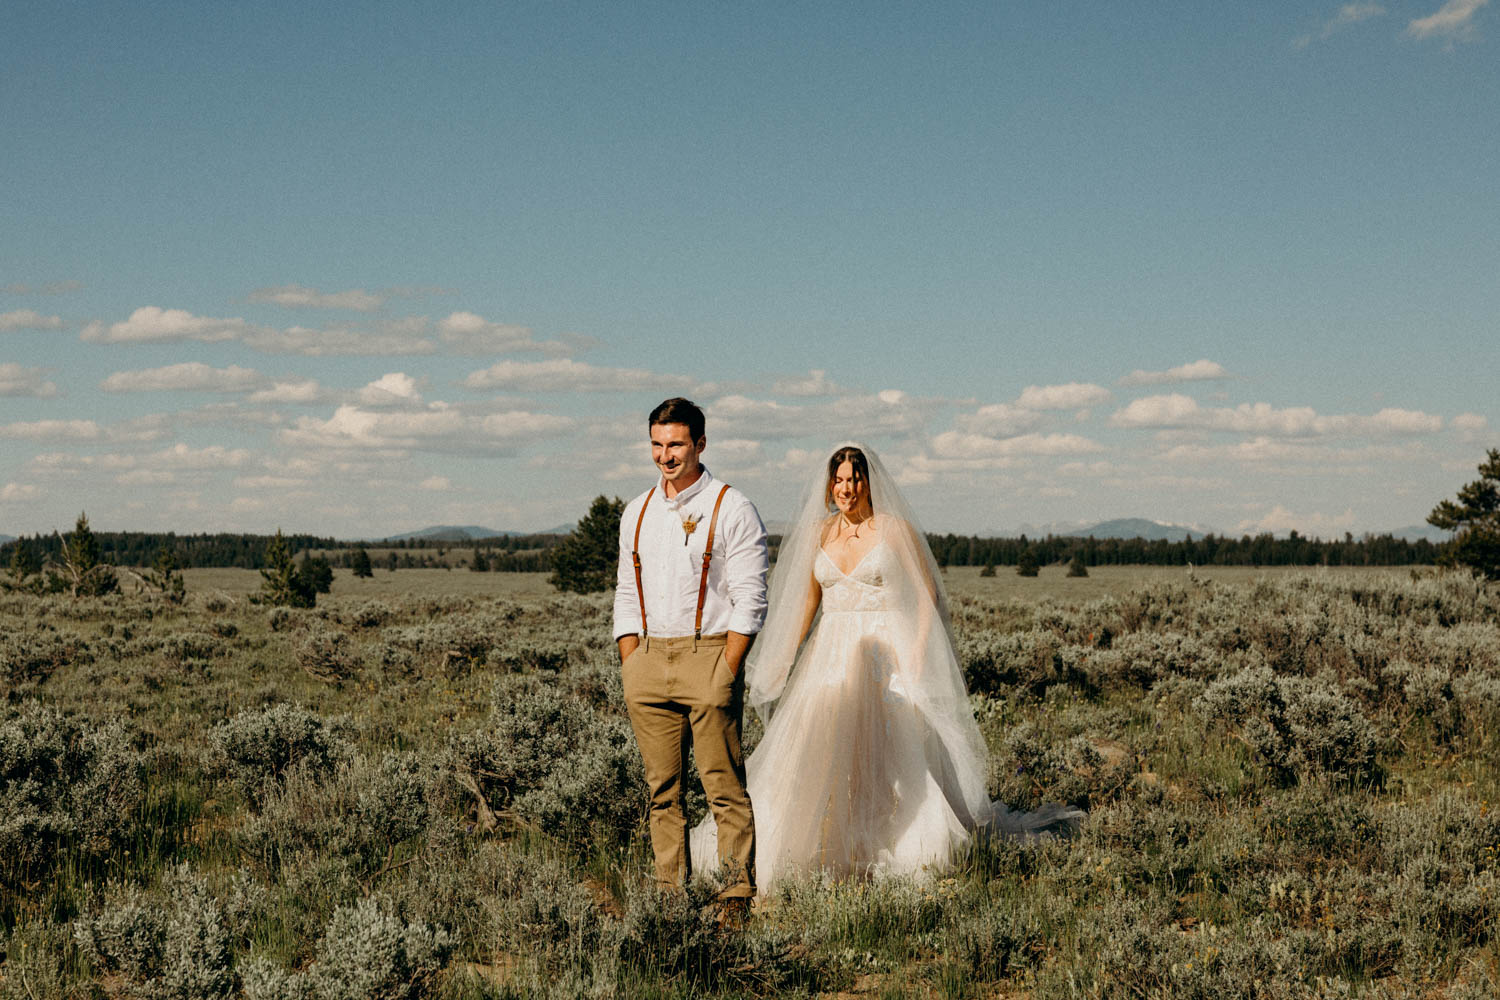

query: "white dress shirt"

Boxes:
[612, 467, 769, 640]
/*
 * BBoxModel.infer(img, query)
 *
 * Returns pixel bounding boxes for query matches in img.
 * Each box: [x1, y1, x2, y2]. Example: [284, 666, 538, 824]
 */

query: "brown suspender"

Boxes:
[695, 485, 731, 640]
[631, 487, 655, 636]
[631, 483, 731, 640]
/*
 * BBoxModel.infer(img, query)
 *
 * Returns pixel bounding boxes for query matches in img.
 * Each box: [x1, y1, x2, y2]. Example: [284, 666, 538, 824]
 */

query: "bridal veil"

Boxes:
[744, 443, 994, 831]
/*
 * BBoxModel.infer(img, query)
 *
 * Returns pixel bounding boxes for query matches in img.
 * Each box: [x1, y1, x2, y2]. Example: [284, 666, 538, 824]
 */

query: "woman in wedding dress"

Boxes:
[692, 444, 1079, 889]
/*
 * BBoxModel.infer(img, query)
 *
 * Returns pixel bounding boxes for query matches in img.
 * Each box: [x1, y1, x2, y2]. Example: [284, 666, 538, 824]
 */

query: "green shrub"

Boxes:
[446, 680, 644, 846]
[0, 702, 144, 884]
[241, 896, 452, 1000]
[294, 627, 359, 683]
[1195, 665, 1378, 785]
[73, 864, 236, 1000]
[1, 625, 91, 686]
[205, 704, 354, 809]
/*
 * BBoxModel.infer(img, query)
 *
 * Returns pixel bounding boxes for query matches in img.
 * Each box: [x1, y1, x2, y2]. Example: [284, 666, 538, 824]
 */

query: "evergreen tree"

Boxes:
[386, 552, 399, 572]
[1016, 546, 1040, 577]
[144, 546, 186, 603]
[1067, 551, 1089, 577]
[1428, 447, 1500, 581]
[549, 495, 625, 594]
[298, 553, 335, 594]
[351, 547, 374, 578]
[471, 547, 490, 572]
[979, 563, 996, 578]
[8, 537, 40, 580]
[258, 529, 315, 607]
[60, 512, 119, 596]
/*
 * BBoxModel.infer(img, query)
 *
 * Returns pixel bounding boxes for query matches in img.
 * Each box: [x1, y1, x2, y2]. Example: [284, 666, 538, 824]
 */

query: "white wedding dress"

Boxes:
[693, 444, 1082, 890]
[694, 540, 990, 887]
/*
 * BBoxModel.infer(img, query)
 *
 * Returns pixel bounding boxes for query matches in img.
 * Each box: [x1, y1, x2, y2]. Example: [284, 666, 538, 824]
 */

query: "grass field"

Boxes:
[3, 565, 1498, 998]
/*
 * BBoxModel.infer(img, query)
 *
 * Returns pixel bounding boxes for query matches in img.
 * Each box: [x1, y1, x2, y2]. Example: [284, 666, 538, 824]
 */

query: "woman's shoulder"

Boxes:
[817, 513, 840, 545]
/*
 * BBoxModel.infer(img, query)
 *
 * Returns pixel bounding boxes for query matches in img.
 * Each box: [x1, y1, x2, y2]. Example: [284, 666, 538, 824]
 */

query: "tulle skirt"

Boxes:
[693, 608, 978, 888]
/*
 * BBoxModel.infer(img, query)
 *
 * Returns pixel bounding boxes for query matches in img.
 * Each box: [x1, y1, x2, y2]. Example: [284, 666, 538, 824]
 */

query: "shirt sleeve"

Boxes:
[721, 493, 770, 636]
[612, 496, 643, 640]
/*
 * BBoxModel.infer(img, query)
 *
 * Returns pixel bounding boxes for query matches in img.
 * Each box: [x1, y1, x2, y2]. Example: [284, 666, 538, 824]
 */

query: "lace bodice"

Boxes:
[815, 542, 897, 614]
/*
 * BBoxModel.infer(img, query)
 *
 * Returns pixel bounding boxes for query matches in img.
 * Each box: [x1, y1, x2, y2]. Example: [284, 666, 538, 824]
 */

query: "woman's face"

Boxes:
[830, 460, 866, 515]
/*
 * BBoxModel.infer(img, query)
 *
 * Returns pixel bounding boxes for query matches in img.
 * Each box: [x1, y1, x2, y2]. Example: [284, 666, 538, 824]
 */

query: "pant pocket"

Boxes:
[708, 647, 734, 708]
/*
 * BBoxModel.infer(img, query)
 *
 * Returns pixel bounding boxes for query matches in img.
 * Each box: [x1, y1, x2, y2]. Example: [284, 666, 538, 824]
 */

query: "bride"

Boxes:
[693, 444, 1077, 889]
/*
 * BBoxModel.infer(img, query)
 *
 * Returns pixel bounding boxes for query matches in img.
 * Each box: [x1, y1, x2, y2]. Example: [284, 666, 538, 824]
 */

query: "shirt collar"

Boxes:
[659, 466, 714, 509]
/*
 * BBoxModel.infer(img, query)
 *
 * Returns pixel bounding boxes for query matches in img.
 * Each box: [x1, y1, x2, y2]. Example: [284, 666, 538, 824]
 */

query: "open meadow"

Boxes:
[3, 565, 1499, 999]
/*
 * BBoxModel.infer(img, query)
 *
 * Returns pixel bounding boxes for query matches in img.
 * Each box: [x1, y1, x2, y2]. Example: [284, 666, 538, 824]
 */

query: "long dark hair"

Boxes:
[825, 446, 871, 512]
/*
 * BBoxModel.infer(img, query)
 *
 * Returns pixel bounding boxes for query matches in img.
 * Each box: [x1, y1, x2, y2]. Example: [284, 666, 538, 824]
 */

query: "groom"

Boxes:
[613, 398, 769, 909]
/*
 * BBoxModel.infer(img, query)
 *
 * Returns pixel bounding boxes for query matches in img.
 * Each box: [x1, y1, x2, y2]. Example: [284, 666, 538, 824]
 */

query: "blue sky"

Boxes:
[3, 1, 1496, 538]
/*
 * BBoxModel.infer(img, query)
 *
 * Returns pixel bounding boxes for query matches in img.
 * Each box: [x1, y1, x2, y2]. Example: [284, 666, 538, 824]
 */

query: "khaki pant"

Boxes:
[622, 633, 755, 898]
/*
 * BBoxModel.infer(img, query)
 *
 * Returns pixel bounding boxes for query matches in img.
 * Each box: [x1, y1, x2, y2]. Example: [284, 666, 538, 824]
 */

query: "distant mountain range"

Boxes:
[0, 534, 14, 546]
[380, 524, 572, 542]
[1067, 518, 1205, 542]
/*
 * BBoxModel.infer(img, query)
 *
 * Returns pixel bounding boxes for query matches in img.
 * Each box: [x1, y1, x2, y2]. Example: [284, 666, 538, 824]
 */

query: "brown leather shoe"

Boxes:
[714, 897, 750, 931]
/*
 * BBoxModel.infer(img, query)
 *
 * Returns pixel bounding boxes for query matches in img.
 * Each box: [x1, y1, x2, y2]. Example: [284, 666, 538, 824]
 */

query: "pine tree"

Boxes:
[8, 537, 40, 580]
[61, 512, 119, 596]
[298, 553, 334, 594]
[258, 529, 315, 607]
[1067, 552, 1089, 577]
[351, 547, 374, 578]
[1016, 547, 1040, 577]
[549, 495, 625, 594]
[1428, 447, 1500, 581]
[471, 547, 490, 572]
[144, 546, 186, 603]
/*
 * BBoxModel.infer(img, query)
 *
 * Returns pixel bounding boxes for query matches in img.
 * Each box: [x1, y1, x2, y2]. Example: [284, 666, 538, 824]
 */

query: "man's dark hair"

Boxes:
[649, 397, 705, 442]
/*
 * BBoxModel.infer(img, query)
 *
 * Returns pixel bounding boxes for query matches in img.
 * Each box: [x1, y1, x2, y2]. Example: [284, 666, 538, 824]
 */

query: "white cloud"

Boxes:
[932, 431, 1104, 459]
[1, 482, 41, 502]
[1294, 3, 1386, 48]
[357, 372, 424, 407]
[100, 362, 265, 393]
[706, 391, 940, 442]
[247, 379, 324, 404]
[233, 475, 308, 489]
[81, 306, 259, 344]
[463, 359, 694, 393]
[1016, 382, 1112, 410]
[1110, 394, 1443, 436]
[954, 403, 1044, 437]
[280, 405, 573, 454]
[241, 324, 437, 356]
[0, 419, 103, 441]
[0, 309, 65, 332]
[1408, 0, 1489, 40]
[0, 363, 59, 397]
[1453, 412, 1491, 443]
[1118, 359, 1230, 386]
[248, 284, 385, 311]
[1236, 505, 1358, 538]
[149, 443, 253, 469]
[438, 312, 571, 356]
[771, 369, 845, 397]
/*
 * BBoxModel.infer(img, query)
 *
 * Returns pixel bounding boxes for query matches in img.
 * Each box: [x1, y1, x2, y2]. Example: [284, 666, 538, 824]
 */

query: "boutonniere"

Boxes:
[681, 514, 701, 545]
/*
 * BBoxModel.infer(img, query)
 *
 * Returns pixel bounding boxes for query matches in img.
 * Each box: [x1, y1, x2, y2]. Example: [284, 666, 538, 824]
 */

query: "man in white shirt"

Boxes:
[614, 398, 769, 908]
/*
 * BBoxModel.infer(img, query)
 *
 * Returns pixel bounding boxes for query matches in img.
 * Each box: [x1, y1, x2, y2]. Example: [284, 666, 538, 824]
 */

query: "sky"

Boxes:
[3, 1, 1497, 539]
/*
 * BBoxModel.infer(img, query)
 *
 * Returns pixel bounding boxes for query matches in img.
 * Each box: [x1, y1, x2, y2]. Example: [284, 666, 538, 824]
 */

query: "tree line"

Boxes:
[0, 531, 566, 570]
[926, 530, 1441, 570]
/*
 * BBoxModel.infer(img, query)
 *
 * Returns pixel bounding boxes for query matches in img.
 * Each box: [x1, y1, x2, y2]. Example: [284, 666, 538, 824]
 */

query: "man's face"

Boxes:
[651, 421, 705, 489]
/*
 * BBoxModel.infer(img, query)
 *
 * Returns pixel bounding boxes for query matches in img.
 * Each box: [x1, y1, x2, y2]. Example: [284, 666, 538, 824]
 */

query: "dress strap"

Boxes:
[695, 485, 732, 640]
[631, 487, 655, 637]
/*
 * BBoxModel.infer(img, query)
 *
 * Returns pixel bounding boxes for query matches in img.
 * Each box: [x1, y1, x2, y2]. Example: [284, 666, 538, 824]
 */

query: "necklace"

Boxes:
[838, 511, 870, 538]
